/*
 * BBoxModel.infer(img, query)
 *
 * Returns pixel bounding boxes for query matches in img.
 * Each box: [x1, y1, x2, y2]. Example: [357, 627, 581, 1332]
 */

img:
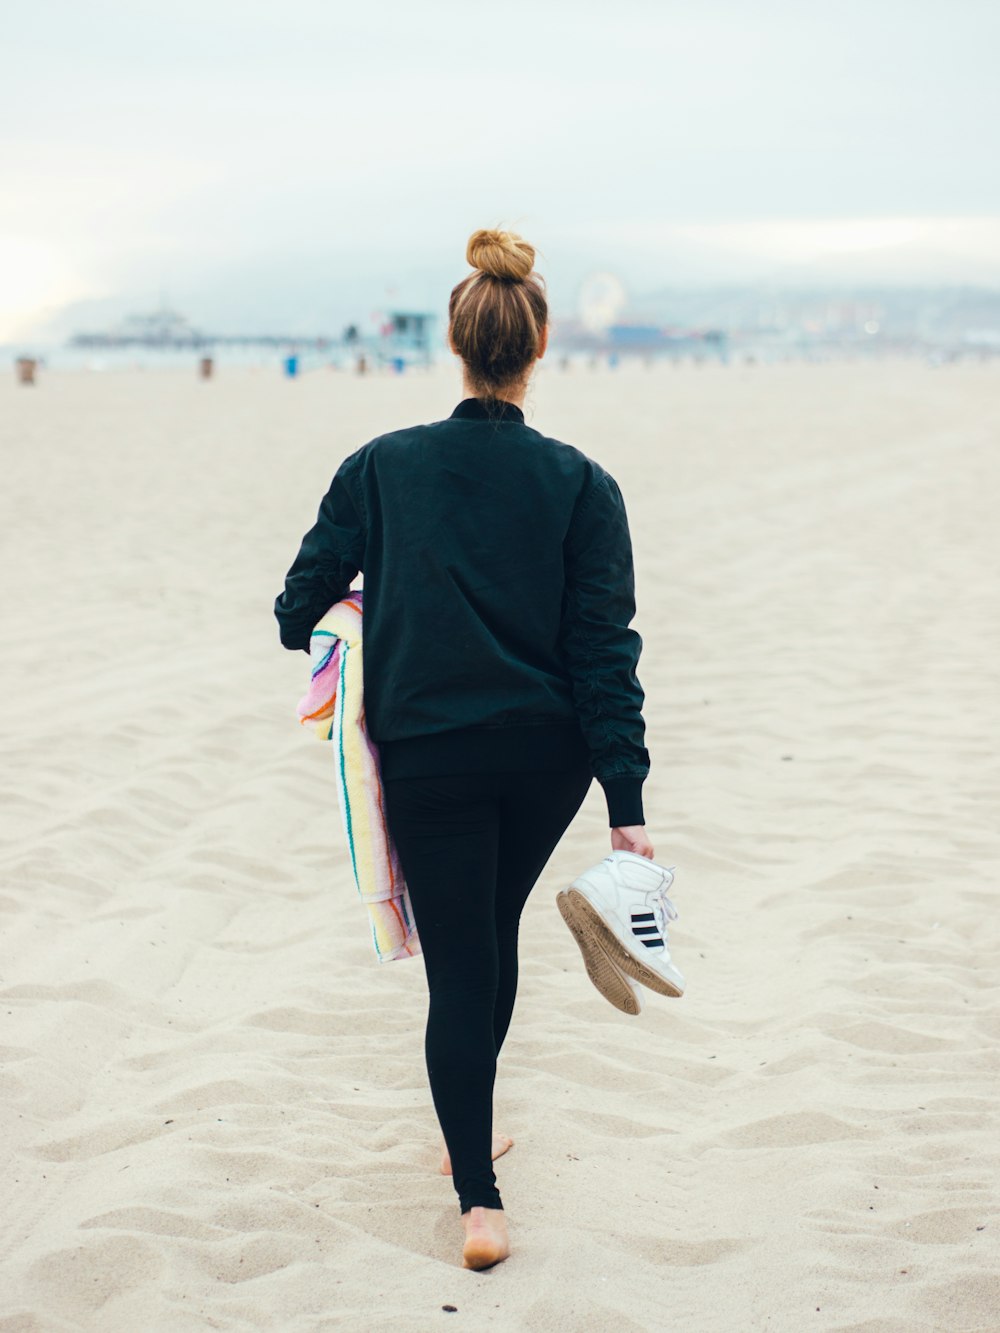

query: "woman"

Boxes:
[274, 228, 653, 1270]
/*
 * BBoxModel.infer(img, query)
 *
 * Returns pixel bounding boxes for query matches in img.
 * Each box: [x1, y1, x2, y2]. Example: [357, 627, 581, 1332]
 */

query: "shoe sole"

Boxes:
[557, 887, 684, 999]
[556, 892, 642, 1015]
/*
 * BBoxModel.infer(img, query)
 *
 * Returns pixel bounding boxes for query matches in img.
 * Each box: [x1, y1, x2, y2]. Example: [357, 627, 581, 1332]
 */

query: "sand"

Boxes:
[2, 358, 999, 1332]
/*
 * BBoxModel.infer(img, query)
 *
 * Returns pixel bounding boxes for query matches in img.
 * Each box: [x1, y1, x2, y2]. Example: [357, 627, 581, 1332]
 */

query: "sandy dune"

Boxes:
[2, 359, 998, 1331]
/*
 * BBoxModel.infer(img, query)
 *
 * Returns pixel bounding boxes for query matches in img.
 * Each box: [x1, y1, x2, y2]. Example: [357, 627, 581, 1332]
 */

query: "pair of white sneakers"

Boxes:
[557, 851, 685, 1016]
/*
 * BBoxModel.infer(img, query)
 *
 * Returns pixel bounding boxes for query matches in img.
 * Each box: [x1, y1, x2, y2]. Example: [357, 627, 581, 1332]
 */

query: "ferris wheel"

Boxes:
[577, 272, 627, 333]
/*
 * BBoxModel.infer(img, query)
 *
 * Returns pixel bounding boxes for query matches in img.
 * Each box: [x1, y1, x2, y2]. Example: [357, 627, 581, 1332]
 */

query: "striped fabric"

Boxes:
[296, 591, 420, 963]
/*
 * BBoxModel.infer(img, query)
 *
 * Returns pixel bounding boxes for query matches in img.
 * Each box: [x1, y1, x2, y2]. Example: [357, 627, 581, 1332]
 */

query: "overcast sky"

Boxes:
[3, 0, 999, 339]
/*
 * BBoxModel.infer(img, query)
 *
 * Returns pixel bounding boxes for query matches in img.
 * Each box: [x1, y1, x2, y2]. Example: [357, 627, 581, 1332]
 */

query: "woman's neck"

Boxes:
[461, 379, 527, 410]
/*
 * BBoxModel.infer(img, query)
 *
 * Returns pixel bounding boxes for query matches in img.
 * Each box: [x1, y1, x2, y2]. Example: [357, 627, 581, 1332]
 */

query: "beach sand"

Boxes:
[2, 358, 999, 1331]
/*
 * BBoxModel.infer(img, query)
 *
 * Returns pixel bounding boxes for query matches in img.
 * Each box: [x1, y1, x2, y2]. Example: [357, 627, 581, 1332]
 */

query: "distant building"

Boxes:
[603, 323, 730, 361]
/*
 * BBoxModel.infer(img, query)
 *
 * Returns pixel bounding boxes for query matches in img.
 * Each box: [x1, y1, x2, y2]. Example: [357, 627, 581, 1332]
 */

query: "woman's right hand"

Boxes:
[611, 826, 654, 859]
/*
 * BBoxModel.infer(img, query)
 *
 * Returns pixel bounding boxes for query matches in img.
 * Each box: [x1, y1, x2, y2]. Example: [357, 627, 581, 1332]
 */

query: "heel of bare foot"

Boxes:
[440, 1132, 514, 1176]
[461, 1206, 510, 1270]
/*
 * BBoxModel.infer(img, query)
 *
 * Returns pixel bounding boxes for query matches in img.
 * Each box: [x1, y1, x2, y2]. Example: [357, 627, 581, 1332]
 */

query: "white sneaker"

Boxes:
[557, 851, 685, 999]
[557, 895, 645, 1015]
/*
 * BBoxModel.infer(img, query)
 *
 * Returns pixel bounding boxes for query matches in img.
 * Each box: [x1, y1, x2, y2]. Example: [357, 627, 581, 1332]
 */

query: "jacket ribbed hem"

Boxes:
[598, 775, 646, 828]
[378, 723, 590, 781]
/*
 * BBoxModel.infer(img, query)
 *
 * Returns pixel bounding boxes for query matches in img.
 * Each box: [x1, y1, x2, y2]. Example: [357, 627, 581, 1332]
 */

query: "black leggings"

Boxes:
[383, 765, 592, 1214]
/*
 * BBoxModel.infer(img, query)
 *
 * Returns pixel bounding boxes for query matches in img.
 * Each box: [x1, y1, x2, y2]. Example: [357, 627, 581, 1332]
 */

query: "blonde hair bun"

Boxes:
[466, 228, 535, 281]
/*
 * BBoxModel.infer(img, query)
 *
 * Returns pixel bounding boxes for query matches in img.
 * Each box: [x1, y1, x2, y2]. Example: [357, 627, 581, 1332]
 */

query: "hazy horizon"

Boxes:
[4, 0, 999, 343]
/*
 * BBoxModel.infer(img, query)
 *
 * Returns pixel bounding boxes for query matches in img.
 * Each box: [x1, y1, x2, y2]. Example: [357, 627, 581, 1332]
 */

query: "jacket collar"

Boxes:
[449, 397, 525, 424]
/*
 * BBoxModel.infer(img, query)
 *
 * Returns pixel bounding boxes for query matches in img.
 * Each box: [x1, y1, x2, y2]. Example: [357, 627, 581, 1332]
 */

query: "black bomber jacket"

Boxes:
[274, 397, 650, 826]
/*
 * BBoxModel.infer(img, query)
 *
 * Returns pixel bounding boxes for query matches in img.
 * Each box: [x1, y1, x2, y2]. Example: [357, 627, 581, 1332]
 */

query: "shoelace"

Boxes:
[650, 884, 679, 941]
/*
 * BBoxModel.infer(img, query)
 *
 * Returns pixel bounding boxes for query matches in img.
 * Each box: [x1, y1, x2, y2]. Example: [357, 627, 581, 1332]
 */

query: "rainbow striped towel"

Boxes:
[297, 591, 420, 963]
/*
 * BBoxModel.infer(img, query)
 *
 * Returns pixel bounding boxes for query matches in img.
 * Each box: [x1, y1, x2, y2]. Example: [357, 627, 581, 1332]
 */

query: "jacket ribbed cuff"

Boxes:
[599, 775, 645, 828]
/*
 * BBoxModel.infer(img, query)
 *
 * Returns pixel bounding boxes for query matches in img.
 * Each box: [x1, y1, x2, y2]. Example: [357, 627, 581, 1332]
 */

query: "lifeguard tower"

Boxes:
[380, 311, 434, 368]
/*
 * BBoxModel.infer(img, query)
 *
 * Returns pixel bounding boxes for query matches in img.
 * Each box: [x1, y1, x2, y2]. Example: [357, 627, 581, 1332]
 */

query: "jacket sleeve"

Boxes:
[559, 472, 650, 827]
[274, 460, 366, 651]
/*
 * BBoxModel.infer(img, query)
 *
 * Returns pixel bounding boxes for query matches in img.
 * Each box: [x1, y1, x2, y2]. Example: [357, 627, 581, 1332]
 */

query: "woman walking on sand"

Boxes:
[275, 228, 655, 1270]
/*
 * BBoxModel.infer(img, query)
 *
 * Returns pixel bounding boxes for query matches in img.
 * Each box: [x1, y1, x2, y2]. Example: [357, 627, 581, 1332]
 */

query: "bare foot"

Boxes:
[440, 1132, 514, 1176]
[461, 1206, 510, 1270]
